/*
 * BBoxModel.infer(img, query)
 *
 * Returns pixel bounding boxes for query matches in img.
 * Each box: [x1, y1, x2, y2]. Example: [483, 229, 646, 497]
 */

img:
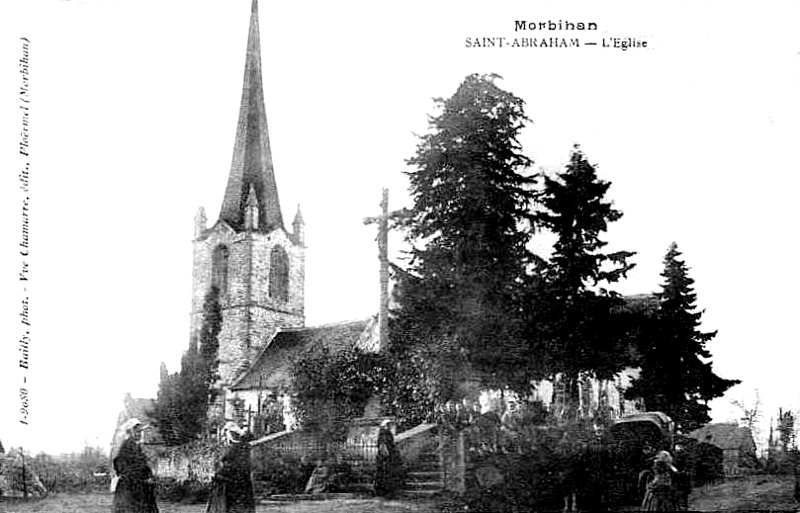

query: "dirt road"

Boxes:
[687, 475, 797, 512]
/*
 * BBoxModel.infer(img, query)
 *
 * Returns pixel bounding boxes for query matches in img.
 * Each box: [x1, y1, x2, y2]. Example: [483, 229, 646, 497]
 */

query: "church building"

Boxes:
[190, 0, 377, 432]
[186, 0, 643, 438]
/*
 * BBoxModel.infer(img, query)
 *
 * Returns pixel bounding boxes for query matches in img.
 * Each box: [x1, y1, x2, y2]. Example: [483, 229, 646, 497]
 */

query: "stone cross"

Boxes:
[363, 188, 410, 351]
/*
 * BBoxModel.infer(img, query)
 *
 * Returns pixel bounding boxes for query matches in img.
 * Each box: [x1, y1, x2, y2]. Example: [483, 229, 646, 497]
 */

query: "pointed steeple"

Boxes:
[194, 206, 207, 239]
[292, 204, 305, 245]
[244, 185, 260, 230]
[292, 203, 304, 227]
[219, 0, 283, 233]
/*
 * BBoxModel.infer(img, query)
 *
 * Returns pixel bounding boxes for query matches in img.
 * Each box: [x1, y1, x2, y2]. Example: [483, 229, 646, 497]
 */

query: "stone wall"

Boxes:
[190, 222, 305, 385]
[149, 441, 220, 483]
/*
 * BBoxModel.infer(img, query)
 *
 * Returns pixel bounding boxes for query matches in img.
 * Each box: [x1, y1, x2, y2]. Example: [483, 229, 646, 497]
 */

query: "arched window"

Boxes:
[269, 246, 290, 302]
[212, 245, 229, 294]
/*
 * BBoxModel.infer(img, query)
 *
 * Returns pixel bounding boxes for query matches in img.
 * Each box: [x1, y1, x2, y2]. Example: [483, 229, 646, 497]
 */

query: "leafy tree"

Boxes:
[291, 345, 391, 442]
[731, 389, 762, 439]
[528, 146, 636, 414]
[149, 286, 222, 445]
[383, 332, 468, 428]
[627, 242, 739, 432]
[392, 73, 537, 400]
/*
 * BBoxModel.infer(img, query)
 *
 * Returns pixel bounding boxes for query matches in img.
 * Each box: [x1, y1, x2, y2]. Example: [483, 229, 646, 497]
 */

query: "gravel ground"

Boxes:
[2, 493, 439, 513]
[5, 476, 797, 512]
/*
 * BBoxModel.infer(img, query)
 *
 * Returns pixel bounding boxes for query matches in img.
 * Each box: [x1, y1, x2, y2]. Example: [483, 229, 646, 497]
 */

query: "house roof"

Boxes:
[230, 317, 376, 391]
[111, 394, 159, 456]
[688, 423, 757, 452]
[622, 293, 659, 314]
[113, 393, 155, 435]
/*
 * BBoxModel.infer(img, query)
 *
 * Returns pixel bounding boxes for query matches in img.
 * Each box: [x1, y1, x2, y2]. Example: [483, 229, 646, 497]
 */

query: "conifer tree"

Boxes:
[149, 286, 222, 445]
[392, 73, 536, 396]
[627, 242, 739, 432]
[778, 408, 796, 451]
[199, 285, 222, 391]
[528, 146, 636, 412]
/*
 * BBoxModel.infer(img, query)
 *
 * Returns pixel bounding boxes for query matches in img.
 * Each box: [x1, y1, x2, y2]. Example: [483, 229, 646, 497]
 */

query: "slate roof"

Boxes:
[114, 394, 155, 433]
[111, 394, 160, 457]
[230, 317, 376, 391]
[688, 423, 757, 453]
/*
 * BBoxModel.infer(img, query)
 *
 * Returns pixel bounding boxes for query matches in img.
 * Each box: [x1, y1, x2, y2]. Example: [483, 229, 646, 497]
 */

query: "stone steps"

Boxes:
[402, 450, 444, 497]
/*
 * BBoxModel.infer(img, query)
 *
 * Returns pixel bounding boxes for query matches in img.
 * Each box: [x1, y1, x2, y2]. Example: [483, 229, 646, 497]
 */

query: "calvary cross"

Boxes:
[363, 188, 411, 351]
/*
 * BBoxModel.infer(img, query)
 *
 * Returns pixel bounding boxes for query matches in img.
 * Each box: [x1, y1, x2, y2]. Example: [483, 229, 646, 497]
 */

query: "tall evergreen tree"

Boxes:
[149, 286, 222, 445]
[528, 146, 636, 411]
[199, 285, 222, 391]
[149, 369, 182, 445]
[627, 242, 739, 432]
[392, 73, 536, 396]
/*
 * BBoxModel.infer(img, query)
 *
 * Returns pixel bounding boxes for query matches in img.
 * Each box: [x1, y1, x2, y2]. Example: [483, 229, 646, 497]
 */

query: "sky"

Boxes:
[1, 0, 799, 455]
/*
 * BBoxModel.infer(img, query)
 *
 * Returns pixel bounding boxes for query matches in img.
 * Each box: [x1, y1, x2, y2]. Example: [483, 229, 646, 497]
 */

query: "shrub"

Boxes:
[251, 448, 314, 496]
[155, 476, 211, 504]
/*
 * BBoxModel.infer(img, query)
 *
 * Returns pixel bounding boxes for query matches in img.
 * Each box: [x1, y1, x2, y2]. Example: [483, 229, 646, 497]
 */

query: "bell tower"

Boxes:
[189, 0, 305, 386]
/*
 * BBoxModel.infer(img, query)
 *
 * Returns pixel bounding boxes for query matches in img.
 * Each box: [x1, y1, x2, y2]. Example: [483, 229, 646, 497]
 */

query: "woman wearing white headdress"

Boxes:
[375, 419, 404, 498]
[640, 450, 680, 511]
[112, 418, 159, 513]
[206, 421, 255, 513]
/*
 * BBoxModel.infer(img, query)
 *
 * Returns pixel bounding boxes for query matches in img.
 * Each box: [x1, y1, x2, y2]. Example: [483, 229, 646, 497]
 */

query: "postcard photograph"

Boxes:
[1, 1, 800, 511]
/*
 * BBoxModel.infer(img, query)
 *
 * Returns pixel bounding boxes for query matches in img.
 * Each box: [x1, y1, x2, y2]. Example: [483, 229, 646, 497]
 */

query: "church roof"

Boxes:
[231, 318, 375, 391]
[219, 0, 284, 233]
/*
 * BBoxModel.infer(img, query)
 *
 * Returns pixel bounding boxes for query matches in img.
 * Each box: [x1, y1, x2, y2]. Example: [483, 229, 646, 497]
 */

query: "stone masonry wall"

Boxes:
[149, 441, 219, 483]
[190, 222, 305, 386]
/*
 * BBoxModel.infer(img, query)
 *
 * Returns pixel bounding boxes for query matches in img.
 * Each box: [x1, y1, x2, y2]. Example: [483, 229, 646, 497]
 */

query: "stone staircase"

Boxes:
[396, 423, 445, 498]
[250, 422, 448, 499]
[402, 446, 444, 497]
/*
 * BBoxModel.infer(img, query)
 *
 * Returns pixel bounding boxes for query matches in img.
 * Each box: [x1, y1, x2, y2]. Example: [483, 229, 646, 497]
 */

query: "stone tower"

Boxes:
[190, 0, 305, 387]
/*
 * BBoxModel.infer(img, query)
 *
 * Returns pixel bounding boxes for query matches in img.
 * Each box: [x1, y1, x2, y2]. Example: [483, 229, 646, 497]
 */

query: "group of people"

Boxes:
[112, 417, 406, 512]
[112, 414, 693, 511]
[111, 418, 255, 513]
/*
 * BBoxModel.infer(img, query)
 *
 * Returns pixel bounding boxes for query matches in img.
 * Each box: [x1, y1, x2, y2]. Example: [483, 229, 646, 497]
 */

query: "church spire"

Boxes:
[219, 0, 284, 233]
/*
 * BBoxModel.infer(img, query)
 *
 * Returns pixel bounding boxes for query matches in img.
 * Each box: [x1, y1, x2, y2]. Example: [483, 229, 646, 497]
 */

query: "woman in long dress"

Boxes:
[375, 419, 404, 498]
[641, 450, 680, 511]
[206, 422, 255, 513]
[112, 418, 159, 513]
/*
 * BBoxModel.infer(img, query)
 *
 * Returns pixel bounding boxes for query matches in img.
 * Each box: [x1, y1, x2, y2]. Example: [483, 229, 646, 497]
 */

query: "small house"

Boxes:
[688, 423, 759, 476]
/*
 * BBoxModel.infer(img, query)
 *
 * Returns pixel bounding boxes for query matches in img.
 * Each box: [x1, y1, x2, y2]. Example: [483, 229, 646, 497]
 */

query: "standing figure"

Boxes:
[641, 450, 680, 511]
[375, 419, 404, 498]
[207, 422, 255, 513]
[112, 418, 158, 513]
[672, 444, 691, 510]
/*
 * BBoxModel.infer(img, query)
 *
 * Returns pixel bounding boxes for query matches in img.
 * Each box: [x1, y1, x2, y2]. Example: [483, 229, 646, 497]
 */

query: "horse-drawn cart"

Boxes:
[605, 412, 675, 506]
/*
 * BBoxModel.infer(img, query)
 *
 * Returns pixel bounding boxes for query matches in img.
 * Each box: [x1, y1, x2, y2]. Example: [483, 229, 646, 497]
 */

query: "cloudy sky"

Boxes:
[1, 0, 799, 455]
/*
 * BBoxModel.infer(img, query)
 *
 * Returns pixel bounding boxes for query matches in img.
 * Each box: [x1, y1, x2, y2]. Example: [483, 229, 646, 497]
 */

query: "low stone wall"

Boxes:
[396, 423, 438, 463]
[147, 441, 220, 483]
